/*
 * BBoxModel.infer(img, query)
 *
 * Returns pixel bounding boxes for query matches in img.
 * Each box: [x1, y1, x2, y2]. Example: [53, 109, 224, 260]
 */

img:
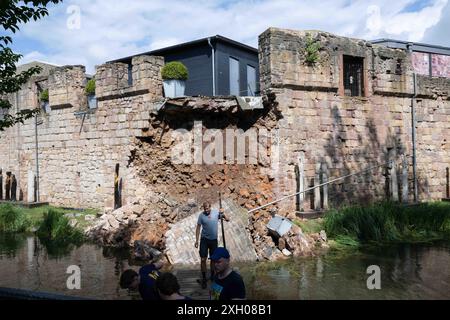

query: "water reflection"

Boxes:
[237, 242, 450, 300]
[0, 235, 449, 300]
[0, 235, 134, 300]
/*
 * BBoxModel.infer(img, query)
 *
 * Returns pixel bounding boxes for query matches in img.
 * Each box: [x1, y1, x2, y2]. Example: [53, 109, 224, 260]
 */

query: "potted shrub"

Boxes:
[39, 89, 50, 112]
[161, 61, 188, 98]
[85, 78, 97, 109]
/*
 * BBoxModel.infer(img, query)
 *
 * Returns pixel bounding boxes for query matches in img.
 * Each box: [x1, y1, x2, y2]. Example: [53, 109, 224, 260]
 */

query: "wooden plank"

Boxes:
[298, 152, 305, 211]
[402, 155, 408, 203]
[172, 268, 210, 300]
[314, 163, 321, 210]
[322, 162, 328, 210]
[388, 148, 399, 201]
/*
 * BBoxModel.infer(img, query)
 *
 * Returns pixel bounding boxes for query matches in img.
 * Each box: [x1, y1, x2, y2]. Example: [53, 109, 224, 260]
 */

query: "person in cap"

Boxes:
[119, 259, 164, 300]
[195, 201, 230, 289]
[209, 247, 246, 300]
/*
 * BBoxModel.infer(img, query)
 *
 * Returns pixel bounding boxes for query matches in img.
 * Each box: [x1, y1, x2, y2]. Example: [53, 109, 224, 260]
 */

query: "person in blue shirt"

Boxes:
[119, 260, 164, 300]
[210, 247, 246, 300]
[195, 201, 229, 289]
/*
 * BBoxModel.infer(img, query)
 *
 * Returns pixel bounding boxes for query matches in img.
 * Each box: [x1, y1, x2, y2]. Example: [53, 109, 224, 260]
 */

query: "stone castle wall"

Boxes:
[259, 28, 450, 213]
[1, 28, 449, 216]
[0, 56, 164, 209]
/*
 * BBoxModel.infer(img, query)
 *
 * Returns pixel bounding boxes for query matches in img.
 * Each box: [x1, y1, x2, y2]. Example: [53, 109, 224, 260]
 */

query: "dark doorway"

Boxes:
[114, 164, 122, 209]
[343, 55, 364, 97]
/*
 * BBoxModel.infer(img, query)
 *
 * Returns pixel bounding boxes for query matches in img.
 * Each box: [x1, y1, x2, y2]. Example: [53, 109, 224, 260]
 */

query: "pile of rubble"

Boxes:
[85, 195, 200, 258]
[250, 213, 329, 261]
[85, 196, 328, 262]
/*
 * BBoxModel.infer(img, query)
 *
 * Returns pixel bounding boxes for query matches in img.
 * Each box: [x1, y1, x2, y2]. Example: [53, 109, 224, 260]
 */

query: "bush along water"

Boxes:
[37, 209, 84, 244]
[0, 204, 30, 233]
[36, 209, 85, 256]
[324, 201, 450, 246]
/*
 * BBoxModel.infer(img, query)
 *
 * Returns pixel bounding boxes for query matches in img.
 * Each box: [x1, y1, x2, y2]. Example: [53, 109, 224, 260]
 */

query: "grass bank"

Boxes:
[0, 204, 98, 256]
[324, 201, 450, 247]
[0, 204, 30, 233]
[0, 204, 98, 233]
[293, 201, 450, 248]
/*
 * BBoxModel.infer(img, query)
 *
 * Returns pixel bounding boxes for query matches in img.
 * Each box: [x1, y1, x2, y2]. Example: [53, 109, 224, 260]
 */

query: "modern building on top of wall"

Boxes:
[109, 35, 259, 97]
[371, 39, 450, 78]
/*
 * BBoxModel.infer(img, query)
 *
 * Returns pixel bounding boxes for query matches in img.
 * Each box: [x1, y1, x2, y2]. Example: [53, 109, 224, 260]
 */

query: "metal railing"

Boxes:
[248, 156, 411, 214]
[0, 287, 94, 300]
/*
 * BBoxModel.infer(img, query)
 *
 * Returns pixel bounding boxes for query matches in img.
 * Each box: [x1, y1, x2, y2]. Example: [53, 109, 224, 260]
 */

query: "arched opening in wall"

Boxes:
[114, 164, 122, 209]
[11, 174, 17, 201]
[5, 172, 11, 201]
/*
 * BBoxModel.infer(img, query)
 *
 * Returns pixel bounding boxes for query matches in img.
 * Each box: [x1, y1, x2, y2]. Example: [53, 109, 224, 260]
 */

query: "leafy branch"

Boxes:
[304, 34, 321, 65]
[0, 0, 62, 132]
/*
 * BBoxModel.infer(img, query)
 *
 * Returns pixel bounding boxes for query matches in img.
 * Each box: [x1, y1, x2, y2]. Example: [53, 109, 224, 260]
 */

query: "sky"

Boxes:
[10, 0, 450, 74]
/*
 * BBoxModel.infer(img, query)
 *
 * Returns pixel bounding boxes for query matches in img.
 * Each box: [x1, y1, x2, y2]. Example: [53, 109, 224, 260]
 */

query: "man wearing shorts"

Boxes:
[195, 201, 229, 289]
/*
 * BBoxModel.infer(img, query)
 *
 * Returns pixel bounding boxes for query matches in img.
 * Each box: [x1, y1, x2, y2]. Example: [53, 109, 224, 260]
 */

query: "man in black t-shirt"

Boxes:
[209, 247, 246, 300]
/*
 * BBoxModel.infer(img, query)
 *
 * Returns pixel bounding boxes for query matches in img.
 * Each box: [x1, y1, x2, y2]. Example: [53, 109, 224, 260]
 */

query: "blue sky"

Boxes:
[11, 0, 450, 73]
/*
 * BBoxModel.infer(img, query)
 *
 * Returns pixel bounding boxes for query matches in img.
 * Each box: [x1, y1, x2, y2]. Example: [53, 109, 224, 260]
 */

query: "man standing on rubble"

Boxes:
[195, 201, 229, 289]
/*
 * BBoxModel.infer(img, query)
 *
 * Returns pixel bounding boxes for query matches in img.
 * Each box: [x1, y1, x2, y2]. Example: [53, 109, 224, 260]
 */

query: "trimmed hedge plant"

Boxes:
[85, 79, 96, 95]
[161, 61, 188, 80]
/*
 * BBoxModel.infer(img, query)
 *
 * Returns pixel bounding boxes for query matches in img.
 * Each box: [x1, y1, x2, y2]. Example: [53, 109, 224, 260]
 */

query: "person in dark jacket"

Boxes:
[119, 260, 164, 300]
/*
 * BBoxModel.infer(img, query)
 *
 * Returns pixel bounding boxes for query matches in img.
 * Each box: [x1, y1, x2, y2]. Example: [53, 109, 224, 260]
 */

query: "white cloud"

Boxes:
[14, 0, 449, 74]
[423, 1, 450, 46]
[150, 38, 182, 51]
[20, 51, 49, 64]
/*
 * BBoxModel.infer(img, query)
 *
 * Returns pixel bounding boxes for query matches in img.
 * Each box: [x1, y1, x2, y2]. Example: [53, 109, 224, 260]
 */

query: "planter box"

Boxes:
[163, 80, 186, 98]
[87, 95, 97, 109]
[40, 101, 50, 113]
[267, 215, 293, 238]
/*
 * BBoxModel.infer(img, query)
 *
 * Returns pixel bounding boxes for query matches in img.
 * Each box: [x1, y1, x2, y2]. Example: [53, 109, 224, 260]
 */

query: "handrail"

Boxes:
[0, 287, 94, 300]
[248, 156, 410, 214]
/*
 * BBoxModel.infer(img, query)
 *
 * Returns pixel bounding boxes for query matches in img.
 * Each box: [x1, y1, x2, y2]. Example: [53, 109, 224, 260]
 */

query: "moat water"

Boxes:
[0, 233, 449, 300]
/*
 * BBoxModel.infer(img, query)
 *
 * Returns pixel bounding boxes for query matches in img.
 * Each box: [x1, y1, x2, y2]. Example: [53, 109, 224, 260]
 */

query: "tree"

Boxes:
[0, 0, 62, 131]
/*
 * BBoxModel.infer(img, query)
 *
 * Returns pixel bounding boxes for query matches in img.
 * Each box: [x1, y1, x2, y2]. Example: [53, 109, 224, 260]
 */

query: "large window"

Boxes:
[229, 57, 240, 96]
[246, 65, 256, 96]
[127, 63, 133, 86]
[343, 55, 364, 97]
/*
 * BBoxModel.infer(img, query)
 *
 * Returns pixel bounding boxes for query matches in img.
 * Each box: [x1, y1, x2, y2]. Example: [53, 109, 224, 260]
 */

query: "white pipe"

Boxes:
[208, 37, 216, 96]
[407, 42, 418, 202]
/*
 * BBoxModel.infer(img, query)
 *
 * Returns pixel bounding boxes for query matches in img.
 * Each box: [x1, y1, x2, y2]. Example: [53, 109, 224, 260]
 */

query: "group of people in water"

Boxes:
[120, 201, 246, 300]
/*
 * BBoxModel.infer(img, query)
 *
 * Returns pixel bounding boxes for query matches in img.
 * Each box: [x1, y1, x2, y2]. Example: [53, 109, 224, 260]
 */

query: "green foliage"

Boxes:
[304, 34, 321, 65]
[39, 89, 49, 102]
[37, 209, 84, 245]
[324, 202, 450, 244]
[85, 79, 96, 95]
[0, 204, 30, 233]
[0, 233, 27, 256]
[293, 218, 323, 234]
[161, 61, 189, 80]
[0, 0, 63, 131]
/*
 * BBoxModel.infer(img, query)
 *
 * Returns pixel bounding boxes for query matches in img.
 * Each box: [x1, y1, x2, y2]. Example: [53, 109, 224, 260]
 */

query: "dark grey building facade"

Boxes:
[110, 35, 259, 96]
